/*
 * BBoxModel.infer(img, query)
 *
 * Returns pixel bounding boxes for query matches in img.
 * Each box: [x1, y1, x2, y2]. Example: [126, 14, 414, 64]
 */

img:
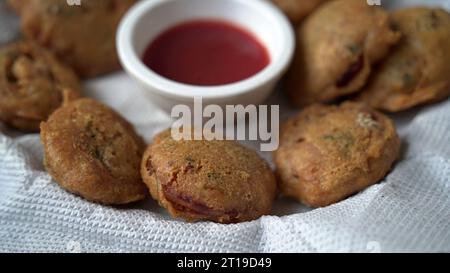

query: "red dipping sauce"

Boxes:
[143, 20, 270, 86]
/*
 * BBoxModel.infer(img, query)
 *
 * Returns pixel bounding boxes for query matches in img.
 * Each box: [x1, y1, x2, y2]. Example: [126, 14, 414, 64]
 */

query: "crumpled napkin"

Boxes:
[0, 0, 449, 252]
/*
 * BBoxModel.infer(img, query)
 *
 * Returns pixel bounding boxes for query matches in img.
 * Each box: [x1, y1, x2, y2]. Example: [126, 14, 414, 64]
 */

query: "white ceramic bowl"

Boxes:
[117, 0, 295, 112]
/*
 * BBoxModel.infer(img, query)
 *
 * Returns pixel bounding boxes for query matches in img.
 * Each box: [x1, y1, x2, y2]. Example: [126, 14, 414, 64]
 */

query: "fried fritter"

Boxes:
[357, 7, 450, 112]
[271, 0, 328, 24]
[6, 0, 24, 13]
[141, 130, 277, 223]
[41, 98, 147, 205]
[286, 0, 400, 107]
[20, 0, 136, 77]
[273, 102, 400, 207]
[0, 41, 81, 131]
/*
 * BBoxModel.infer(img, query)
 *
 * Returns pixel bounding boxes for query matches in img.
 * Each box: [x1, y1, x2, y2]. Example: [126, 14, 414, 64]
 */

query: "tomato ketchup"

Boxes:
[143, 20, 270, 86]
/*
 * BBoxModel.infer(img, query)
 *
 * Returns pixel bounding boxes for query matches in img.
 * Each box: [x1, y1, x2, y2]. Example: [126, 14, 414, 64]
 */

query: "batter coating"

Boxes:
[271, 0, 328, 24]
[273, 102, 400, 207]
[41, 98, 147, 205]
[0, 41, 81, 131]
[286, 0, 400, 107]
[357, 7, 450, 112]
[20, 0, 136, 77]
[141, 130, 277, 223]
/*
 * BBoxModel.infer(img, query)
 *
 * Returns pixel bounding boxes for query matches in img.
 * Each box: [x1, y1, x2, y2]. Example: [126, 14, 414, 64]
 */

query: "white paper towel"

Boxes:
[1, 0, 449, 253]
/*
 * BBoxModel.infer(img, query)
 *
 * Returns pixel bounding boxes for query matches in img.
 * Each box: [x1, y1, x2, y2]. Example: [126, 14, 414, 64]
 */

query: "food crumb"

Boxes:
[357, 113, 379, 129]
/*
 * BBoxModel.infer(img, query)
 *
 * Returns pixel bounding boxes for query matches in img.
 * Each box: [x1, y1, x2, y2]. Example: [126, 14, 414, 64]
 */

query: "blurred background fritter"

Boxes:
[357, 7, 450, 112]
[285, 0, 400, 107]
[271, 0, 329, 24]
[15, 0, 136, 78]
[0, 41, 82, 131]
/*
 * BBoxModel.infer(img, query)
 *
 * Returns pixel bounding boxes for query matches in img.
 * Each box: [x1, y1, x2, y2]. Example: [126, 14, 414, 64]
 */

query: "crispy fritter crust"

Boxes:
[357, 7, 450, 112]
[41, 98, 147, 205]
[273, 102, 400, 207]
[20, 0, 136, 77]
[286, 0, 400, 107]
[0, 41, 81, 131]
[141, 130, 277, 223]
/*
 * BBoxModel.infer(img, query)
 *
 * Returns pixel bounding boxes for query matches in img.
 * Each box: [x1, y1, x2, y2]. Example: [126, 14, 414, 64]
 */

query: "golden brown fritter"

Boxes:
[141, 130, 277, 223]
[19, 0, 136, 78]
[0, 41, 82, 132]
[41, 98, 147, 205]
[273, 102, 400, 207]
[286, 0, 400, 107]
[357, 7, 450, 112]
[271, 0, 328, 24]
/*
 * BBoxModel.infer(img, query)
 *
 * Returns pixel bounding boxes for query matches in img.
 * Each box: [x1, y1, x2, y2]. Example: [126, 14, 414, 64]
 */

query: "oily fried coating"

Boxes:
[286, 0, 400, 107]
[357, 7, 450, 112]
[0, 41, 81, 131]
[41, 98, 147, 205]
[273, 102, 400, 207]
[141, 130, 277, 223]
